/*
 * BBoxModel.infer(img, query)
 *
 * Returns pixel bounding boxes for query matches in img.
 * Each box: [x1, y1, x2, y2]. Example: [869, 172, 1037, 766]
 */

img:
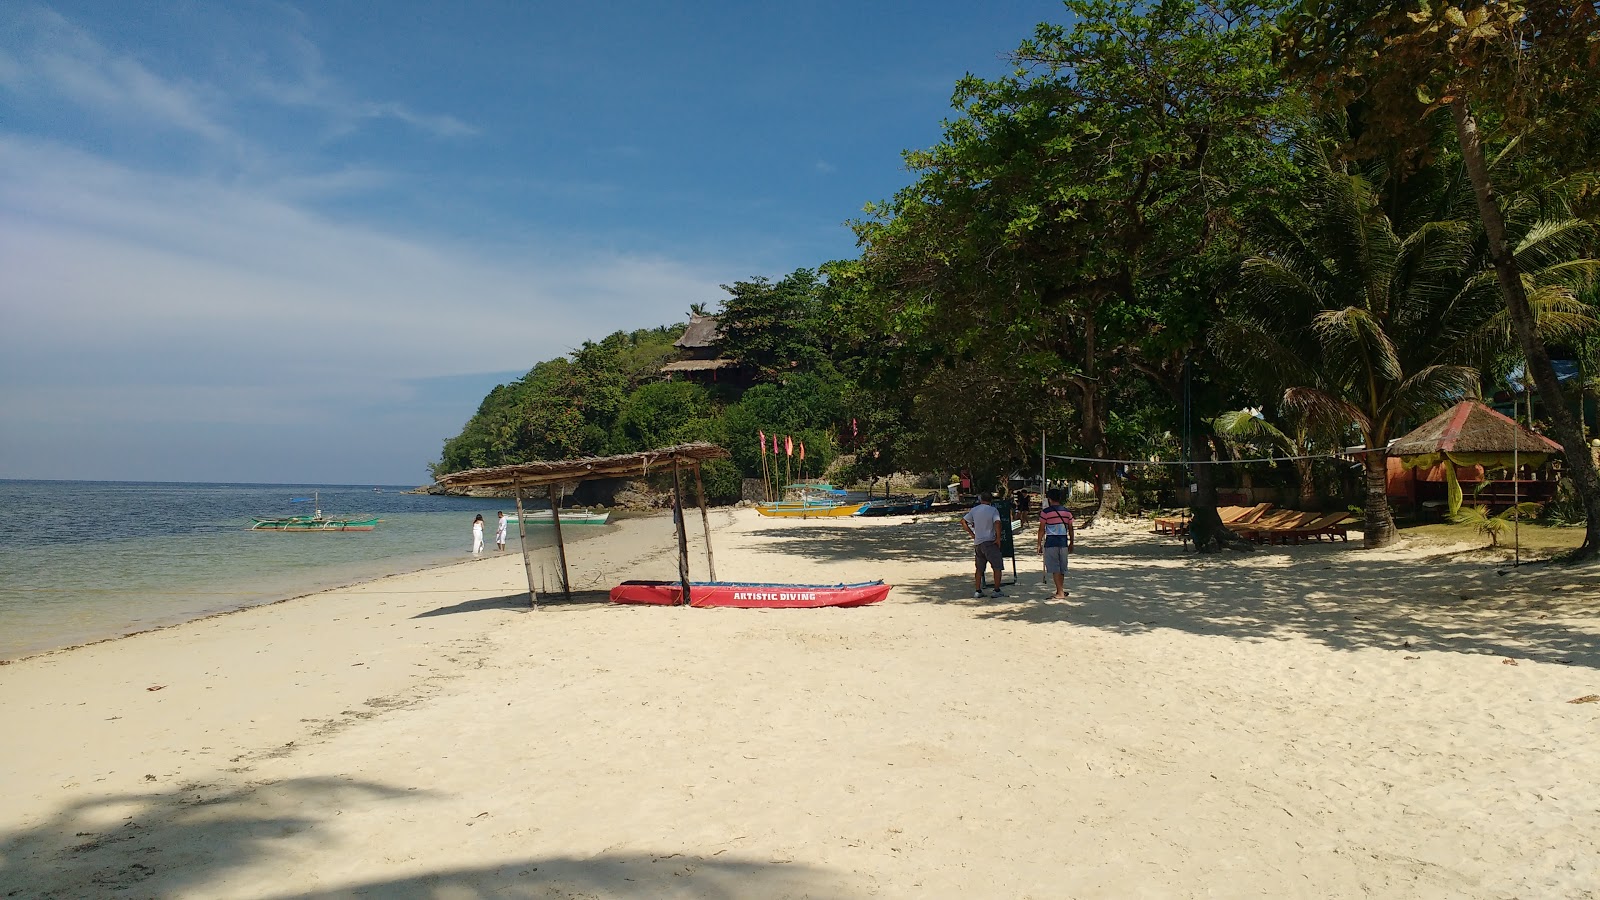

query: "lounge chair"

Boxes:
[1249, 511, 1325, 544]
[1277, 511, 1356, 543]
[1222, 509, 1299, 534]
[1155, 504, 1259, 536]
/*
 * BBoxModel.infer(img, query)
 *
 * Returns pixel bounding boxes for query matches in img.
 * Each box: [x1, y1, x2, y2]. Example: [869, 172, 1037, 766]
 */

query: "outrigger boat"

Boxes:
[250, 492, 380, 532]
[755, 481, 862, 518]
[506, 509, 610, 526]
[610, 580, 891, 608]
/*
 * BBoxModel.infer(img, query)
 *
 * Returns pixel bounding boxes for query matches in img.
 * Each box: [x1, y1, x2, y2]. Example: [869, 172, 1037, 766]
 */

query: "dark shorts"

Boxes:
[974, 541, 1003, 573]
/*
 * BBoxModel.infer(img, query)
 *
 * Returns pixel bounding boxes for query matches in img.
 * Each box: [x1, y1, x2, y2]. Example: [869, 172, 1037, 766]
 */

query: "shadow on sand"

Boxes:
[754, 519, 1600, 669]
[0, 777, 850, 899]
[411, 590, 616, 618]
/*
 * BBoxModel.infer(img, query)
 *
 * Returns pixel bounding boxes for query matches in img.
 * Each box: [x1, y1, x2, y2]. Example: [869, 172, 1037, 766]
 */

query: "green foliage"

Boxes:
[697, 458, 744, 504]
[1450, 501, 1542, 547]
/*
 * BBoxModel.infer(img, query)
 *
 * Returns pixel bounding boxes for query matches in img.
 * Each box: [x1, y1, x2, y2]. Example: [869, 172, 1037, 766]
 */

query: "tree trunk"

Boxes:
[1189, 430, 1254, 553]
[1362, 449, 1396, 548]
[1296, 459, 1319, 511]
[1452, 96, 1600, 558]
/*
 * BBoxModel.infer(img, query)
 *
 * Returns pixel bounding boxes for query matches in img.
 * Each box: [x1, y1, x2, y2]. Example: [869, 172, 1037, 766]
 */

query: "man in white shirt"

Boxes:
[961, 493, 1006, 598]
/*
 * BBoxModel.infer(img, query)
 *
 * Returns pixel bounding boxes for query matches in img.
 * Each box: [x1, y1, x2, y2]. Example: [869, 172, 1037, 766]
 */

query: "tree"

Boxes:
[1278, 0, 1600, 555]
[853, 0, 1294, 521]
[1223, 140, 1497, 547]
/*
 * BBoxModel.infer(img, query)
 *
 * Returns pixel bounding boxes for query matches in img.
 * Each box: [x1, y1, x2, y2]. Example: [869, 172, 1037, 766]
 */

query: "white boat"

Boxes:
[506, 509, 610, 526]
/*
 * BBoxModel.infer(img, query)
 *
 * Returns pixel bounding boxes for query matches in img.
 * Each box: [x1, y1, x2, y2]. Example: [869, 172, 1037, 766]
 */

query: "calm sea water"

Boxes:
[0, 480, 596, 660]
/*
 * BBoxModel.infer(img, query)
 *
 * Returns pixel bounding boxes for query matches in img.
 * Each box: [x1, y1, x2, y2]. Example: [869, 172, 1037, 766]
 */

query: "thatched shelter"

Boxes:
[433, 442, 732, 607]
[1390, 400, 1562, 515]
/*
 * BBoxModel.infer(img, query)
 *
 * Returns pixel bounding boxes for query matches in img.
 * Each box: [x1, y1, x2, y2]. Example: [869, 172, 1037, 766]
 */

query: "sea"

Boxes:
[0, 480, 598, 661]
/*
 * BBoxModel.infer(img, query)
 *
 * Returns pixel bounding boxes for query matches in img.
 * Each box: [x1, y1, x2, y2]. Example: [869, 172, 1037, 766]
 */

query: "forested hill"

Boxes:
[430, 270, 879, 503]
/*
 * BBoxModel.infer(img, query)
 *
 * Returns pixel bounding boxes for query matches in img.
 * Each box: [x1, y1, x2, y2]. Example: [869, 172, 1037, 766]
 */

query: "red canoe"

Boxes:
[609, 580, 891, 608]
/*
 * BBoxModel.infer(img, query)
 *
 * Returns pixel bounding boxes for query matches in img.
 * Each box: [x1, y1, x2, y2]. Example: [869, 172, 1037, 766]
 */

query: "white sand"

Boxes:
[2, 509, 1597, 898]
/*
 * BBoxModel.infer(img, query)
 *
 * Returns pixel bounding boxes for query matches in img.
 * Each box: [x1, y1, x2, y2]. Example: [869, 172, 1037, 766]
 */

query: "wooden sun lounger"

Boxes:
[1230, 509, 1306, 541]
[1154, 504, 1265, 536]
[1251, 511, 1330, 544]
[1277, 511, 1356, 543]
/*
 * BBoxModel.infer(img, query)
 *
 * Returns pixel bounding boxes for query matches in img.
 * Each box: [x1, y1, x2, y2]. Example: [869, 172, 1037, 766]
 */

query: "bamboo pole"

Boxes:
[549, 484, 571, 601]
[513, 476, 538, 609]
[672, 454, 692, 606]
[694, 461, 717, 582]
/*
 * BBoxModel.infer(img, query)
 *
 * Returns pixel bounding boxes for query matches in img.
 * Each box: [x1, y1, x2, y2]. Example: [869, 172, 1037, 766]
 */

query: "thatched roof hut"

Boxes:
[1390, 400, 1562, 515]
[674, 313, 722, 350]
[1390, 400, 1562, 460]
[434, 443, 731, 606]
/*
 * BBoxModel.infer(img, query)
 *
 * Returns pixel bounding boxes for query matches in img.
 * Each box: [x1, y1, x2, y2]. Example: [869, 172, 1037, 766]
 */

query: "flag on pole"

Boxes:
[773, 434, 779, 454]
[759, 429, 766, 452]
[799, 442, 806, 462]
[852, 418, 858, 437]
[785, 435, 793, 457]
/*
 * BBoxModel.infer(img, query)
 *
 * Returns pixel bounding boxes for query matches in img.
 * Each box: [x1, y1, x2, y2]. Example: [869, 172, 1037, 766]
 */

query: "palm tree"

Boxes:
[1220, 141, 1498, 547]
[1212, 407, 1323, 511]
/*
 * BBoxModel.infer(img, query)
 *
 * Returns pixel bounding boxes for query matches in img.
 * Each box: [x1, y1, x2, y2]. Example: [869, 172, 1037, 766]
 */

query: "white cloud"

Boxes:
[2, 6, 231, 143]
[0, 138, 725, 428]
[815, 160, 837, 175]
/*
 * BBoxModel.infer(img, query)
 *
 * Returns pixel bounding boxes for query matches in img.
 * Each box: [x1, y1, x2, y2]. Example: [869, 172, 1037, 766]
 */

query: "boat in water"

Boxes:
[250, 493, 380, 532]
[610, 580, 891, 608]
[506, 509, 610, 526]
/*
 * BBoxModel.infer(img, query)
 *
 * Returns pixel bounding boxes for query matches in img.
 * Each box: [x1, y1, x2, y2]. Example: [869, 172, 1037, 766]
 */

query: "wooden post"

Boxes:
[672, 454, 692, 606]
[513, 477, 538, 609]
[549, 484, 571, 601]
[694, 462, 717, 582]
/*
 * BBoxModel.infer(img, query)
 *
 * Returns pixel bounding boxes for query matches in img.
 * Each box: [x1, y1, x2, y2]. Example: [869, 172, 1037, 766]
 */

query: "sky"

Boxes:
[0, 0, 1069, 485]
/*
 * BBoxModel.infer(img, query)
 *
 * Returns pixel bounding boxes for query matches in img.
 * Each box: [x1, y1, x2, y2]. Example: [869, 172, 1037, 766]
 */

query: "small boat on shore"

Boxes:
[506, 509, 610, 526]
[755, 501, 864, 518]
[609, 580, 891, 608]
[251, 492, 380, 532]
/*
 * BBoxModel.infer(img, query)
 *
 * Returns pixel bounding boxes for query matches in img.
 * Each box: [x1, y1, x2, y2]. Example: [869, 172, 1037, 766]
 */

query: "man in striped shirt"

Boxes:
[1034, 489, 1076, 599]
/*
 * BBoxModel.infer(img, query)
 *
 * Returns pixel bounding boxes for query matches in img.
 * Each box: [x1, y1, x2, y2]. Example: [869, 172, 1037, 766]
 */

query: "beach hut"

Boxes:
[432, 442, 732, 607]
[1389, 400, 1563, 517]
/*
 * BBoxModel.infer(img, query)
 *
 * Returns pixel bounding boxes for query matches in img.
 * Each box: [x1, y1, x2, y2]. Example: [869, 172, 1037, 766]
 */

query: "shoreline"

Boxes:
[2, 509, 1596, 897]
[0, 516, 625, 665]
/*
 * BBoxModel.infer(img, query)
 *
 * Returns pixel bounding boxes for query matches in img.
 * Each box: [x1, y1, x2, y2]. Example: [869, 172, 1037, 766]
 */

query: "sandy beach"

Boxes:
[2, 508, 1597, 898]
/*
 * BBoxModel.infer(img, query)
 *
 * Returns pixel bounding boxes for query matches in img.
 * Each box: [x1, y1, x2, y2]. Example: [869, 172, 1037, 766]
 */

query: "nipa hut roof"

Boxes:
[674, 313, 722, 349]
[433, 442, 731, 490]
[1389, 400, 1562, 458]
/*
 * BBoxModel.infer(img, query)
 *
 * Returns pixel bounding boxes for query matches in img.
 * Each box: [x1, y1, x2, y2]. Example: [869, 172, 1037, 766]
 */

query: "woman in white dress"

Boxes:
[471, 514, 485, 556]
[494, 511, 508, 552]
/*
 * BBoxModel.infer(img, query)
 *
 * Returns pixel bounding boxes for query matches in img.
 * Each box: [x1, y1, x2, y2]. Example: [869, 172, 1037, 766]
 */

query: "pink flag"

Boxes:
[799, 442, 806, 462]
[785, 435, 793, 457]
[852, 418, 858, 437]
[773, 434, 779, 454]
[758, 429, 766, 452]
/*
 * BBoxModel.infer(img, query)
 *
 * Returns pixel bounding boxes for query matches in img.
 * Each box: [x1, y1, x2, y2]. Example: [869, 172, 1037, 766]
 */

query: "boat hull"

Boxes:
[507, 510, 610, 526]
[250, 517, 381, 532]
[755, 502, 864, 518]
[610, 580, 891, 608]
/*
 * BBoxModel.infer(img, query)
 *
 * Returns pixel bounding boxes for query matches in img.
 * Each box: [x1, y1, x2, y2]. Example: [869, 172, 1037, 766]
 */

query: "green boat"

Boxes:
[506, 509, 610, 526]
[251, 492, 381, 532]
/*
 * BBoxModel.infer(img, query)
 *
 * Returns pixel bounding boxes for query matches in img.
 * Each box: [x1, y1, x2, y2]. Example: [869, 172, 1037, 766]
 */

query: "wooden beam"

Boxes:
[672, 454, 692, 606]
[549, 484, 571, 602]
[693, 461, 717, 582]
[512, 476, 538, 609]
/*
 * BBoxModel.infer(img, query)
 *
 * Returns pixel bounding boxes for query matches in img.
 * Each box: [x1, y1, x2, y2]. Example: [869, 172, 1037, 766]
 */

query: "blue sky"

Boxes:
[0, 0, 1068, 484]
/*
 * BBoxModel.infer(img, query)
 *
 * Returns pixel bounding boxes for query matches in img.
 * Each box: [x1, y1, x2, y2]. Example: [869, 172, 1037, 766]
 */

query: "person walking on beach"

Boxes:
[494, 511, 508, 552]
[1035, 489, 1076, 599]
[471, 514, 485, 557]
[962, 492, 1005, 598]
